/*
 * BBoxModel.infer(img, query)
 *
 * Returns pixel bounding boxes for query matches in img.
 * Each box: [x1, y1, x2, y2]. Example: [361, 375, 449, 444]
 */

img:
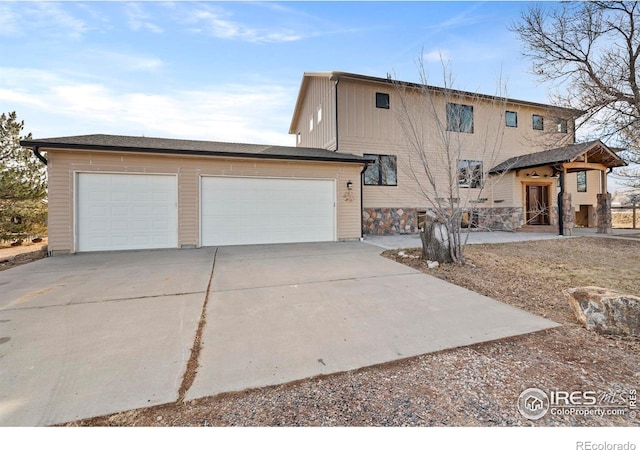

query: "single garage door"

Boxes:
[201, 176, 335, 246]
[77, 173, 178, 252]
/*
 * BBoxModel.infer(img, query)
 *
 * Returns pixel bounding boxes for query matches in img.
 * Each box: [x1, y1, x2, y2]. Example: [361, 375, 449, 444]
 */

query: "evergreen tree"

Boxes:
[0, 112, 47, 242]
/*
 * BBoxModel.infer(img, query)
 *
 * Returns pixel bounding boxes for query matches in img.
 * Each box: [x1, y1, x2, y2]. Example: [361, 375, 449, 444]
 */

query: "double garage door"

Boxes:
[76, 173, 335, 252]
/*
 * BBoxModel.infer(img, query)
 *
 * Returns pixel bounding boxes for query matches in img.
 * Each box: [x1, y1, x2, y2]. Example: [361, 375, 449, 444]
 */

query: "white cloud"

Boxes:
[184, 6, 301, 43]
[124, 3, 163, 34]
[86, 50, 164, 72]
[0, 3, 88, 39]
[0, 67, 295, 146]
[423, 49, 451, 63]
[0, 4, 20, 36]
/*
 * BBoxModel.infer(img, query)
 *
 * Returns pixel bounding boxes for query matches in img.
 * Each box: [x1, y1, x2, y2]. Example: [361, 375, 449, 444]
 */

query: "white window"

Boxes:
[309, 117, 313, 132]
[317, 107, 322, 124]
[297, 133, 301, 144]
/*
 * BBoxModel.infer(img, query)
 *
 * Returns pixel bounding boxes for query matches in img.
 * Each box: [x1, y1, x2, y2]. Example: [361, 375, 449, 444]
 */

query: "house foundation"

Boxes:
[362, 207, 524, 235]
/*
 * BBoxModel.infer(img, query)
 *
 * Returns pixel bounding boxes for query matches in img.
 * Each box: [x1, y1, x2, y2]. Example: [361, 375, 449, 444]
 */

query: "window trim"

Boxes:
[446, 103, 474, 133]
[375, 92, 390, 109]
[532, 114, 544, 131]
[457, 159, 483, 189]
[363, 153, 398, 186]
[557, 118, 568, 133]
[506, 110, 518, 128]
[577, 171, 587, 192]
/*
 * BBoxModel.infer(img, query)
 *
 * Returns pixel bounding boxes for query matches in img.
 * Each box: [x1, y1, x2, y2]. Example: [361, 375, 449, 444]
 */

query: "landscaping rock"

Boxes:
[564, 286, 640, 337]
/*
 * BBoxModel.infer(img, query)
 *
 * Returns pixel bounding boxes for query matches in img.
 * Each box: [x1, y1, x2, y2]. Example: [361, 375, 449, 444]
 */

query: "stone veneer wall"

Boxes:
[363, 208, 420, 235]
[597, 193, 613, 234]
[362, 207, 525, 235]
[561, 192, 575, 236]
[475, 207, 524, 232]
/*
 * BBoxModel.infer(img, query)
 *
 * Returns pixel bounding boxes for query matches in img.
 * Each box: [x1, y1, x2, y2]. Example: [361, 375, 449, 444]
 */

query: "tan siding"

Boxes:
[46, 149, 362, 253]
[334, 78, 574, 209]
[295, 77, 337, 150]
[565, 170, 601, 206]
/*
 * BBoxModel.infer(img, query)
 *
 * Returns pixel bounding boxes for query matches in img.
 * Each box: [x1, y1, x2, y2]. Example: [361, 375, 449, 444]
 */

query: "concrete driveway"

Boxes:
[0, 242, 557, 426]
[0, 249, 214, 426]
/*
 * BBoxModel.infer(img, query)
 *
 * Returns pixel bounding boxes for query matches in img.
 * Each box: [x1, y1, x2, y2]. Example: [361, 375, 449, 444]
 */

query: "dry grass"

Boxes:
[612, 210, 639, 228]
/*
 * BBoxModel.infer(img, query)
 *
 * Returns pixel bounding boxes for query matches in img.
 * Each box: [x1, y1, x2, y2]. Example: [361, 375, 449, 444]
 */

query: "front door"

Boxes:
[526, 185, 550, 225]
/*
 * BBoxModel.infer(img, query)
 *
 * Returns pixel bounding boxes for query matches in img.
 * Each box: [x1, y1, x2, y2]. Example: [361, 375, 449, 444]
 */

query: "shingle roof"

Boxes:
[20, 134, 370, 164]
[489, 140, 626, 174]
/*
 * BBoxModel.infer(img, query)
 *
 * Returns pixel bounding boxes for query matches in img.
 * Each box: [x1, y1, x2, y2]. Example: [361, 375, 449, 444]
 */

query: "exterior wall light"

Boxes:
[347, 180, 353, 190]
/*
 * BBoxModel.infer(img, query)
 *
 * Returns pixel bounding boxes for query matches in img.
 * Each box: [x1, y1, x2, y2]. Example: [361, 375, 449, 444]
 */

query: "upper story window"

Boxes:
[376, 92, 390, 109]
[446, 103, 474, 133]
[309, 117, 314, 132]
[364, 153, 397, 186]
[532, 114, 544, 130]
[317, 107, 322, 124]
[457, 160, 483, 188]
[557, 118, 568, 133]
[577, 171, 587, 192]
[506, 111, 518, 128]
[297, 133, 301, 144]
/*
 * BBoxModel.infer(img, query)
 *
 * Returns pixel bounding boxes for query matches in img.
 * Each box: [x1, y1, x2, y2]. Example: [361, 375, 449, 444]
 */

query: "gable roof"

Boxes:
[20, 134, 369, 164]
[289, 71, 582, 134]
[489, 140, 627, 174]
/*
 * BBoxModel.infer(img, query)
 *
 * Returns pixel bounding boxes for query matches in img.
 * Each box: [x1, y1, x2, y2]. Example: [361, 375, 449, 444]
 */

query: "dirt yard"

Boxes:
[65, 237, 640, 427]
[0, 238, 48, 272]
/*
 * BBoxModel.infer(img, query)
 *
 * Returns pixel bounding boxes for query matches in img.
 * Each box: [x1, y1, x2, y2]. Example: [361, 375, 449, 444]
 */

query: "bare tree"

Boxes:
[511, 1, 640, 187]
[391, 58, 510, 264]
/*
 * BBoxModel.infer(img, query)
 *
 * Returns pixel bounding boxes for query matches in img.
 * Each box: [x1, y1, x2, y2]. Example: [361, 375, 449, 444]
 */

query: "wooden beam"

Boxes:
[561, 162, 608, 172]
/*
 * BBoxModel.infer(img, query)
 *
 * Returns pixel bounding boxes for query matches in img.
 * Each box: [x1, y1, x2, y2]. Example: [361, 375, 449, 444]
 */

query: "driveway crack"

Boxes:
[177, 247, 217, 403]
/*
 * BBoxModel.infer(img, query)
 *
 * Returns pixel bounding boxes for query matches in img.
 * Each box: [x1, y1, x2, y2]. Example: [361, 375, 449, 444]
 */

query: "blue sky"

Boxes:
[1, 1, 553, 146]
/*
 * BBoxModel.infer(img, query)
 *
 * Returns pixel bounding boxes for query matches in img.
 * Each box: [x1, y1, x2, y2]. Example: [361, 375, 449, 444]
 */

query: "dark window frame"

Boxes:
[446, 103, 474, 133]
[506, 111, 518, 128]
[557, 118, 568, 133]
[457, 160, 483, 189]
[363, 153, 398, 186]
[577, 171, 587, 192]
[376, 92, 390, 109]
[532, 114, 544, 130]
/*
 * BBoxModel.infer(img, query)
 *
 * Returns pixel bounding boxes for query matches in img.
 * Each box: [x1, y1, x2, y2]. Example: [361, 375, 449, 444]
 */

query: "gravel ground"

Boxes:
[65, 237, 640, 427]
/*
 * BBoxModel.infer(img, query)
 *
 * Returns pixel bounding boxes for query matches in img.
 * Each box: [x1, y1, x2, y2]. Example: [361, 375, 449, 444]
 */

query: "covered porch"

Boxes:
[490, 140, 627, 235]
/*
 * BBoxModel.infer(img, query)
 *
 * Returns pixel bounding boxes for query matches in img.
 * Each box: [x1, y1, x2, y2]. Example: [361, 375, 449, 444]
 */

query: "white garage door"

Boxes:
[77, 173, 178, 252]
[201, 176, 335, 246]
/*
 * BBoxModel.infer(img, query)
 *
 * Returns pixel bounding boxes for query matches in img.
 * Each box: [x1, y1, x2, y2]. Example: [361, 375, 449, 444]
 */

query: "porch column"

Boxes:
[561, 191, 575, 236]
[597, 193, 613, 234]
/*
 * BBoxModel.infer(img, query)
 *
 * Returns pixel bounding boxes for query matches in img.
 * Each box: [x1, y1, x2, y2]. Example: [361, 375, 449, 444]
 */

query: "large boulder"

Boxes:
[564, 286, 640, 336]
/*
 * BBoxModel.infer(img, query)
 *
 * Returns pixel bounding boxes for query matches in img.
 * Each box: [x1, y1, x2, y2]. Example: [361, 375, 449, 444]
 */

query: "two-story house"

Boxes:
[289, 71, 626, 235]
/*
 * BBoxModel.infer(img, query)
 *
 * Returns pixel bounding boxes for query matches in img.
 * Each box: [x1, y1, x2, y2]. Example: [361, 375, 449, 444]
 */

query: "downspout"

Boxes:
[334, 78, 340, 152]
[556, 165, 564, 236]
[32, 145, 47, 166]
[360, 162, 368, 240]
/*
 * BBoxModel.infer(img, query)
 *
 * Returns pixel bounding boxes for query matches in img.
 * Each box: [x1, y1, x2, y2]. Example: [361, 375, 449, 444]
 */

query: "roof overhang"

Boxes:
[489, 140, 627, 174]
[21, 134, 370, 165]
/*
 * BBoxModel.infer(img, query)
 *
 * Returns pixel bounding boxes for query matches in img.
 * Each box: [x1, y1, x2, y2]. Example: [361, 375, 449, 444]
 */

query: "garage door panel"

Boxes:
[201, 177, 335, 246]
[77, 173, 178, 252]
